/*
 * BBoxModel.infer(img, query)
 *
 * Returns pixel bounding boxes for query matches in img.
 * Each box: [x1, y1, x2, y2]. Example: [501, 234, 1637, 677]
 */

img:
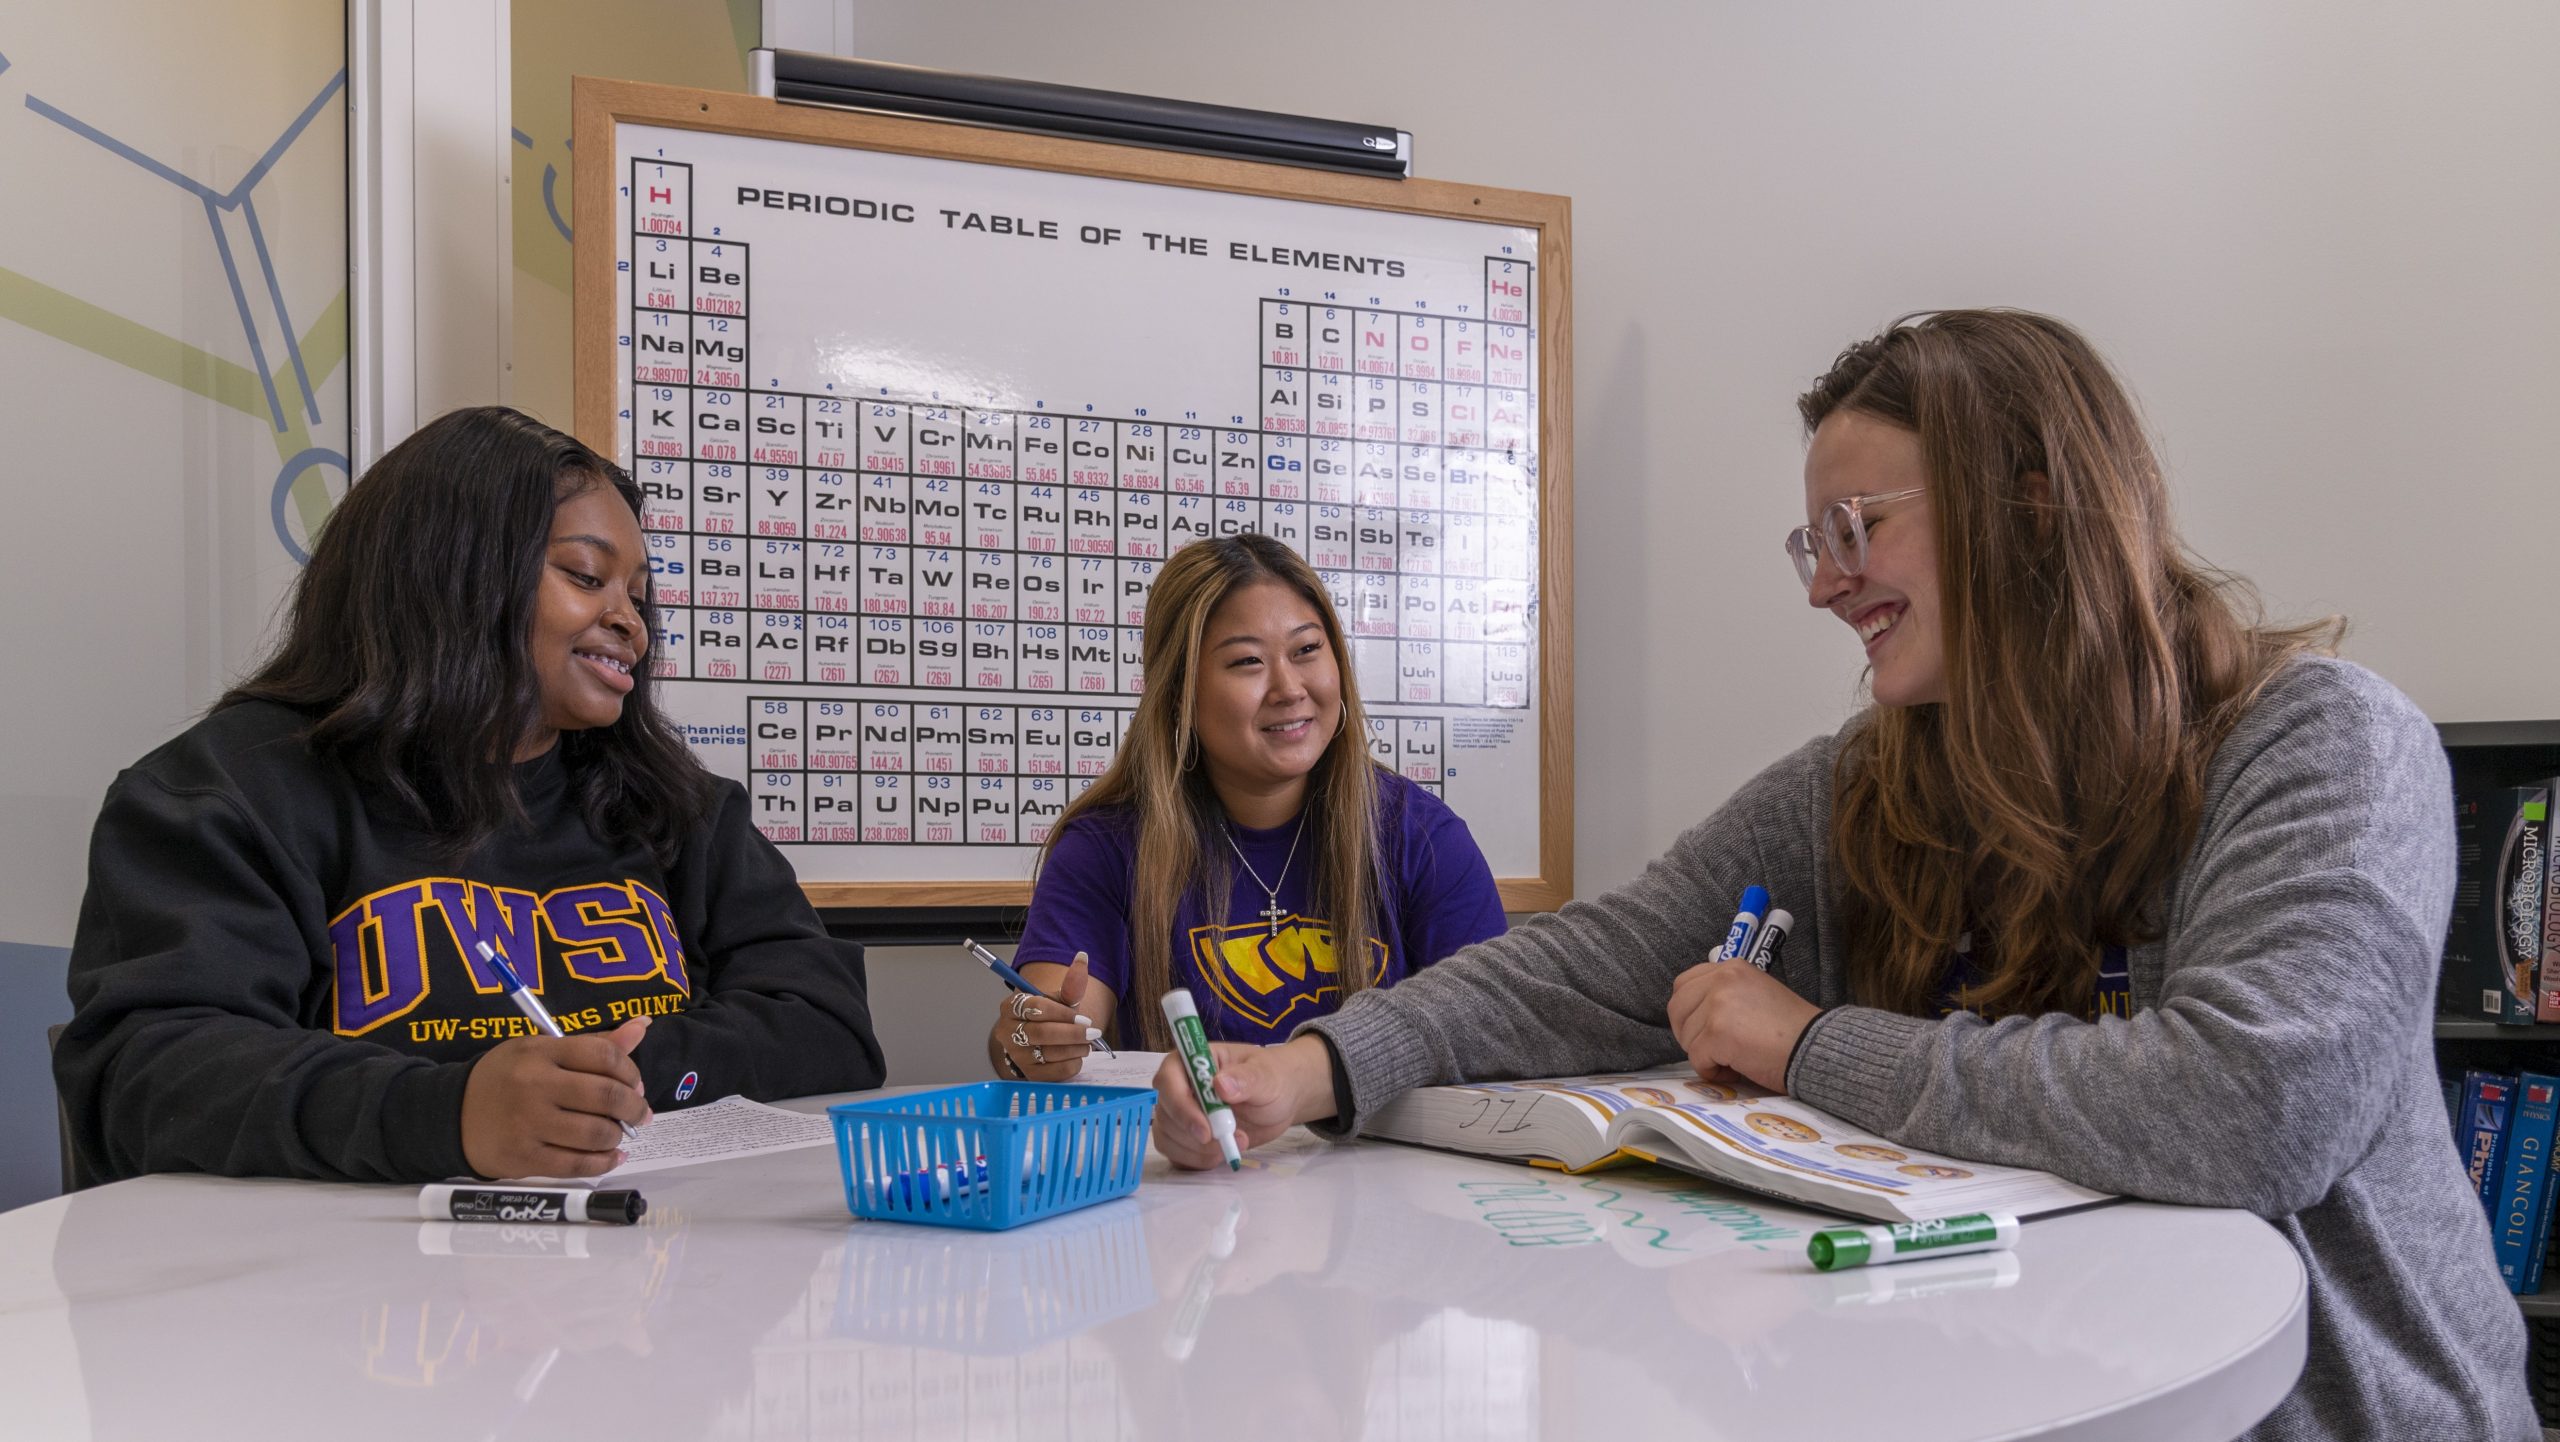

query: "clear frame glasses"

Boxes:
[1784, 487, 1926, 589]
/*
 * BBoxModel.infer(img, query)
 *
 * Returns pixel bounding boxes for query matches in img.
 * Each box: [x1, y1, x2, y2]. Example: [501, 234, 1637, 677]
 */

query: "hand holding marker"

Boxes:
[962, 937, 1113, 1056]
[478, 941, 641, 1142]
[1163, 988, 1242, 1169]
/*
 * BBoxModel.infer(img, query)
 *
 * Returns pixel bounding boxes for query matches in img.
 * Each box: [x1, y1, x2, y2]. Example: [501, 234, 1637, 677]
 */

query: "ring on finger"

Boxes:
[1032, 1045, 1047, 1065]
[1009, 992, 1038, 1020]
[1009, 1024, 1030, 1048]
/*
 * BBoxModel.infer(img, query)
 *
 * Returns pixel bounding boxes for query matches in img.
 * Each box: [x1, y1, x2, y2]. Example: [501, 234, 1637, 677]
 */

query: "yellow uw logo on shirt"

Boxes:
[1188, 914, 1388, 1034]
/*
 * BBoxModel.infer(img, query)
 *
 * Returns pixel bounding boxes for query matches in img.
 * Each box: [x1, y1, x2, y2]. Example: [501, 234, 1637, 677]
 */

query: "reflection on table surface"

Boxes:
[0, 1120, 2304, 1442]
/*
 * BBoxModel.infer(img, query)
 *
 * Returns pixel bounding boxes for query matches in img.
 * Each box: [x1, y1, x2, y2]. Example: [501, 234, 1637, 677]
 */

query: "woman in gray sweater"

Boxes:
[1154, 309, 2536, 1440]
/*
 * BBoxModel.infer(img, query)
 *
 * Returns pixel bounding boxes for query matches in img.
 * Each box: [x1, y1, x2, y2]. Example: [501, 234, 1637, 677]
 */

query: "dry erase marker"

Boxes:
[1744, 908, 1793, 971]
[419, 1183, 647, 1225]
[1806, 1211, 2020, 1270]
[962, 937, 1113, 1055]
[890, 1155, 995, 1206]
[1162, 988, 1241, 1169]
[477, 941, 641, 1141]
[1718, 885, 1770, 960]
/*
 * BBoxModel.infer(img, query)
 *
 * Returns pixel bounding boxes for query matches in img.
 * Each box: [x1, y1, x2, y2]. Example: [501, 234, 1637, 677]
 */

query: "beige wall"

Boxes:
[509, 0, 762, 431]
[851, 0, 2560, 904]
[0, 3, 348, 946]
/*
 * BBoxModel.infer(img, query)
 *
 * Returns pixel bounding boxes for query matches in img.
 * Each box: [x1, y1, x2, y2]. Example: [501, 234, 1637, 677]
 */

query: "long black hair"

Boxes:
[224, 406, 714, 861]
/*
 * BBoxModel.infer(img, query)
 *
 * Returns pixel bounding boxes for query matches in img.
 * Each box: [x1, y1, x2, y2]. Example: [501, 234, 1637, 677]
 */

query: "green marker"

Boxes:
[1161, 988, 1241, 1170]
[1806, 1211, 2020, 1270]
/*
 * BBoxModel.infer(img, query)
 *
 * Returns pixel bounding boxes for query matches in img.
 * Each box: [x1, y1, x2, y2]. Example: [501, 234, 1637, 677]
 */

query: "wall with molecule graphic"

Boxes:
[0, 3, 348, 943]
[0, 1, 761, 945]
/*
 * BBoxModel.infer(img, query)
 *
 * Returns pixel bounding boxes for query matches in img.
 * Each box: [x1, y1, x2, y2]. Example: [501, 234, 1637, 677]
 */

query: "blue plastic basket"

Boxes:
[829, 1082, 1156, 1231]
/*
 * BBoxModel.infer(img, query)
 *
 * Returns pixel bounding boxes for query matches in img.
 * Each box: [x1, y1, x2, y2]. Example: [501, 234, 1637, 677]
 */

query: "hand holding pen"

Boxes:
[967, 938, 1113, 1082]
[456, 943, 653, 1180]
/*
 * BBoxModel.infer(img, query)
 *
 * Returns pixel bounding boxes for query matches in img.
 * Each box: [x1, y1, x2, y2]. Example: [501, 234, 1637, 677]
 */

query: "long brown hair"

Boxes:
[1042, 534, 1383, 1047]
[1802, 311, 2338, 1018]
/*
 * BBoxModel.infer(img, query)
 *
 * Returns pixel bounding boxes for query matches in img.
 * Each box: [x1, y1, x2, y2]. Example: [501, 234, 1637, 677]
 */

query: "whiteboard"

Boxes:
[575, 81, 1572, 910]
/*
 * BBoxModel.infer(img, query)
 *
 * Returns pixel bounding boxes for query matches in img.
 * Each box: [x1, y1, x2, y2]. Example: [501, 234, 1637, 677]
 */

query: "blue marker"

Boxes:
[476, 941, 641, 1142]
[1718, 886, 1770, 961]
[892, 1156, 993, 1207]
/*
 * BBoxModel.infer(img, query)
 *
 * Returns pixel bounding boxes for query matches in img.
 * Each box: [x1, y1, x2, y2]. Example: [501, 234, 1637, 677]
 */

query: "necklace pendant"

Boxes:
[1261, 896, 1286, 937]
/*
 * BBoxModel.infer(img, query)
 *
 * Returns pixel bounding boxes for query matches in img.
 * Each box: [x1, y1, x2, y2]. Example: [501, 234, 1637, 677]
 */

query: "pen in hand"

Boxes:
[476, 941, 643, 1141]
[961, 937, 1113, 1055]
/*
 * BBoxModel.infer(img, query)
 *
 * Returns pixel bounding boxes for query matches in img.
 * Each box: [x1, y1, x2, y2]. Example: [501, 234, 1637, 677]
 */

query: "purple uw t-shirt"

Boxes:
[1015, 771, 1508, 1043]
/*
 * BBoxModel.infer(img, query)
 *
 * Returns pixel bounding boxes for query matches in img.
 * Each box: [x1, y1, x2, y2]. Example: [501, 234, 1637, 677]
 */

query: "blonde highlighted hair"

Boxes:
[1042, 534, 1384, 1047]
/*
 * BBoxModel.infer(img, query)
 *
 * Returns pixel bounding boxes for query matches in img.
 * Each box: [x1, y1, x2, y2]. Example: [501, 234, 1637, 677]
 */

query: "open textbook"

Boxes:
[1365, 1065, 2115, 1224]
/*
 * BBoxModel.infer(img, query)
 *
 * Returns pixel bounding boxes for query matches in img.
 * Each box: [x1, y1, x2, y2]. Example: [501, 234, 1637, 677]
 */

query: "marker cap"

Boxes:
[587, 1189, 648, 1224]
[1807, 1228, 1873, 1270]
[1208, 1109, 1242, 1170]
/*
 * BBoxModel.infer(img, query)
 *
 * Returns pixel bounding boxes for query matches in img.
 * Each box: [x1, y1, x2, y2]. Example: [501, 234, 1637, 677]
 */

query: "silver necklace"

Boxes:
[1224, 816, 1306, 937]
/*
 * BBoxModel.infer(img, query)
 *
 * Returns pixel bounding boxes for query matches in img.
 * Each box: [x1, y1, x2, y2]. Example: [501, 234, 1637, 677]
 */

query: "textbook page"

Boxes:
[1363, 1074, 1621, 1170]
[1073, 1050, 1170, 1089]
[600, 1094, 836, 1177]
[1370, 1067, 2113, 1223]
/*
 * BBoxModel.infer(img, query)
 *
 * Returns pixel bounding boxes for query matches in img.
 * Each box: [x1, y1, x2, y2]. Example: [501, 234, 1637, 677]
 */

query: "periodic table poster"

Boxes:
[576, 81, 1572, 908]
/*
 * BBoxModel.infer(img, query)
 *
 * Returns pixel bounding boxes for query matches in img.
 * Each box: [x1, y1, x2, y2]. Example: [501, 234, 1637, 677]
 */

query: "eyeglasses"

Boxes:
[1784, 487, 1926, 590]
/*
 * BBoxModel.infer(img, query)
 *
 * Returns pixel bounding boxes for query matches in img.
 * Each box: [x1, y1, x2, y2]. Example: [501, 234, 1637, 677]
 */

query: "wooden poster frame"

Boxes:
[572, 77, 1574, 912]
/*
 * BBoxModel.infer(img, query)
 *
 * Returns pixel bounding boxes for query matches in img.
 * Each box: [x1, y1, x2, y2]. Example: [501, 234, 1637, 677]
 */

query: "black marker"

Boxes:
[418, 1184, 647, 1225]
[1745, 909, 1793, 971]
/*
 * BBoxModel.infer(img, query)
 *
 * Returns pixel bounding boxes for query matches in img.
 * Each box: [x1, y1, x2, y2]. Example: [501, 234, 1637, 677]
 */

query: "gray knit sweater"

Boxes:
[1305, 657, 2535, 1440]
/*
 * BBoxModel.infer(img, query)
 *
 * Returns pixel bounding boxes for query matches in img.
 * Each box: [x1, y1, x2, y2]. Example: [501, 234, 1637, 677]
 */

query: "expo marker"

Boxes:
[477, 941, 641, 1141]
[962, 937, 1113, 1055]
[1717, 885, 1771, 960]
[419, 1183, 646, 1225]
[1744, 909, 1794, 971]
[1162, 988, 1242, 1170]
[1806, 1212, 2021, 1271]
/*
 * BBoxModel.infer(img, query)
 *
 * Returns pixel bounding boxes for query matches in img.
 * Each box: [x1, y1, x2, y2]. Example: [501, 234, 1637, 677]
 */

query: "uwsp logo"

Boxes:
[327, 876, 691, 1036]
[1188, 916, 1387, 1033]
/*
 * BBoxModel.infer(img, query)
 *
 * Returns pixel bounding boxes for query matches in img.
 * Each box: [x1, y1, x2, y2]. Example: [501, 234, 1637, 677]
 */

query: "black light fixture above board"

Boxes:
[748, 49, 1414, 178]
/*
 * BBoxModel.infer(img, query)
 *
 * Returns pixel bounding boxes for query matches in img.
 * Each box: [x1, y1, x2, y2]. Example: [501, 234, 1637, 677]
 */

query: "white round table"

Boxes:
[0, 1099, 2305, 1442]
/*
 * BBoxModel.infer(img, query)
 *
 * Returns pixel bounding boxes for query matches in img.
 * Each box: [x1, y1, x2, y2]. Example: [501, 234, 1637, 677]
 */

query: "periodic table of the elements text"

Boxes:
[610, 122, 1548, 885]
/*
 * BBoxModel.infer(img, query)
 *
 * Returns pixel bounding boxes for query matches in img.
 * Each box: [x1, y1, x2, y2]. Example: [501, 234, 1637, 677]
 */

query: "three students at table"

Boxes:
[58, 309, 2531, 1439]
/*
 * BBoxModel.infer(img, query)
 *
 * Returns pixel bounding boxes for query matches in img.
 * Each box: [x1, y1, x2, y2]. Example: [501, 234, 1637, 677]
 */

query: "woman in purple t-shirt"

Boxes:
[989, 534, 1506, 1077]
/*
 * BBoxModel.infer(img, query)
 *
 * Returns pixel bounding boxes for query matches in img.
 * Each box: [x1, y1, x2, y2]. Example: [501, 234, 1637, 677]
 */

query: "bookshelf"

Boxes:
[2439, 1021, 2560, 1042]
[2434, 719, 2560, 1431]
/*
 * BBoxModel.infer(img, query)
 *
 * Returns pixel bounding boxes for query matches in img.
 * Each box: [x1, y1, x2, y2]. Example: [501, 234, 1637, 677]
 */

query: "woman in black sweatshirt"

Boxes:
[56, 406, 886, 1185]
